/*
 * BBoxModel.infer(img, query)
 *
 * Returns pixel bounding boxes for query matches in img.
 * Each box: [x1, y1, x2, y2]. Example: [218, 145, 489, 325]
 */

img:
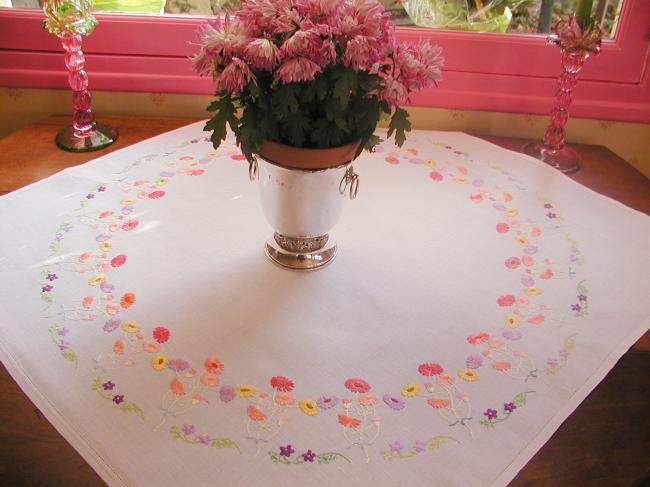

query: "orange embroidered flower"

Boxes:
[204, 357, 224, 374]
[401, 384, 421, 397]
[458, 368, 480, 382]
[247, 405, 267, 421]
[270, 376, 294, 392]
[200, 374, 219, 387]
[467, 332, 490, 345]
[299, 399, 319, 416]
[427, 398, 451, 409]
[528, 314, 545, 325]
[82, 296, 94, 309]
[152, 353, 168, 371]
[113, 339, 125, 355]
[235, 385, 256, 397]
[492, 361, 512, 372]
[170, 378, 185, 395]
[338, 414, 361, 428]
[358, 394, 378, 406]
[344, 378, 370, 393]
[120, 292, 136, 309]
[142, 341, 159, 353]
[274, 394, 296, 406]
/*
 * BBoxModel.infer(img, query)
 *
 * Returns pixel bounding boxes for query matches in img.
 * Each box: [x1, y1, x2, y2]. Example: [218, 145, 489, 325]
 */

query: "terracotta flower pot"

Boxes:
[257, 140, 361, 170]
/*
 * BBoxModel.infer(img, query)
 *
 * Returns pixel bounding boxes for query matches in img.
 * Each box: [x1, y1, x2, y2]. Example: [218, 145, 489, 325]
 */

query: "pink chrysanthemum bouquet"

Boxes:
[194, 0, 443, 159]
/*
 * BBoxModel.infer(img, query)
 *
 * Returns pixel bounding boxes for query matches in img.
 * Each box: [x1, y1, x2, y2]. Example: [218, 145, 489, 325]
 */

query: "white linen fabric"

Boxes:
[0, 122, 648, 487]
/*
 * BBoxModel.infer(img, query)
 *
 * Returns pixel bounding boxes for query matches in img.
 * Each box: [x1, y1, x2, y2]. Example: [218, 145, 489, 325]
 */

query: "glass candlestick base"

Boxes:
[55, 122, 118, 152]
[522, 141, 581, 174]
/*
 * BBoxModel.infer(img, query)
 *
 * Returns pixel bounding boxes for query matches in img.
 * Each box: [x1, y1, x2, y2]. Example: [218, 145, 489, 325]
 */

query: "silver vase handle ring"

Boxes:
[339, 165, 359, 200]
[248, 156, 258, 181]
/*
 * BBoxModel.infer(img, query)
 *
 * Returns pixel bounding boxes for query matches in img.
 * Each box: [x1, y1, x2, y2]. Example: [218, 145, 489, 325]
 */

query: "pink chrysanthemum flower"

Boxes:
[245, 38, 279, 70]
[379, 77, 409, 107]
[275, 57, 322, 83]
[215, 57, 256, 93]
[198, 15, 249, 61]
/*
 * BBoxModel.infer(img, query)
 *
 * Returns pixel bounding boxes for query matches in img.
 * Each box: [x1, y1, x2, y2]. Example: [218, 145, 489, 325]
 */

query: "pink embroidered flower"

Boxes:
[528, 314, 546, 325]
[505, 257, 521, 269]
[247, 405, 267, 421]
[418, 362, 443, 376]
[186, 169, 205, 176]
[113, 339, 125, 355]
[338, 414, 361, 428]
[170, 378, 185, 395]
[497, 294, 516, 307]
[358, 393, 378, 406]
[522, 255, 534, 266]
[496, 222, 510, 234]
[204, 357, 225, 374]
[152, 326, 170, 344]
[82, 296, 94, 309]
[489, 337, 505, 349]
[429, 171, 443, 182]
[467, 332, 490, 345]
[427, 398, 450, 409]
[200, 373, 220, 387]
[121, 219, 139, 231]
[270, 375, 294, 392]
[274, 394, 296, 406]
[344, 378, 371, 393]
[492, 361, 512, 372]
[142, 341, 160, 353]
[148, 190, 166, 199]
[436, 374, 455, 386]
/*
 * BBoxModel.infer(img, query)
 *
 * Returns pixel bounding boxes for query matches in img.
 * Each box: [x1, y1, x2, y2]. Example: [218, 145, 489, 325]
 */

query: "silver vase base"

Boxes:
[264, 236, 338, 271]
[522, 141, 581, 174]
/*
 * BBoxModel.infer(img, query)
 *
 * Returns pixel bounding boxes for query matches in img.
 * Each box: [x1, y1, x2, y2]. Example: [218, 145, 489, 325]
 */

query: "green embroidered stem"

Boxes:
[91, 378, 144, 420]
[169, 425, 241, 454]
[480, 391, 535, 428]
[48, 324, 77, 366]
[573, 281, 589, 317]
[381, 436, 459, 461]
[268, 451, 350, 465]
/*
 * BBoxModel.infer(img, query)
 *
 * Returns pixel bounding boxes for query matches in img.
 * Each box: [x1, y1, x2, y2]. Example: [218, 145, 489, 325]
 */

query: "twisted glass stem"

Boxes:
[541, 49, 590, 153]
[61, 33, 95, 136]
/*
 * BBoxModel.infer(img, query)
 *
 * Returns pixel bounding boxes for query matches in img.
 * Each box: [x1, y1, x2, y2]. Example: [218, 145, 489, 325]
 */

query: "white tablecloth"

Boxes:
[1, 122, 648, 486]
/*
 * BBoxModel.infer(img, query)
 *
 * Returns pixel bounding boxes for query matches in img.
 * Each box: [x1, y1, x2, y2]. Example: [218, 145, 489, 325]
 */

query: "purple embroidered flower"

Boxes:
[198, 435, 211, 445]
[389, 441, 404, 453]
[521, 274, 535, 287]
[502, 329, 523, 341]
[577, 294, 587, 302]
[571, 304, 581, 312]
[302, 450, 316, 462]
[86, 193, 95, 199]
[95, 233, 111, 242]
[42, 285, 53, 292]
[493, 203, 506, 211]
[559, 349, 569, 358]
[160, 171, 175, 177]
[279, 445, 294, 457]
[382, 394, 405, 411]
[546, 357, 559, 367]
[190, 139, 199, 144]
[46, 273, 58, 282]
[121, 206, 133, 215]
[167, 359, 190, 372]
[546, 212, 557, 219]
[484, 408, 498, 420]
[112, 394, 125, 405]
[504, 402, 517, 413]
[100, 282, 115, 293]
[544, 203, 553, 209]
[97, 186, 106, 192]
[57, 327, 69, 336]
[523, 245, 538, 255]
[103, 318, 121, 332]
[472, 179, 484, 187]
[219, 385, 235, 402]
[182, 424, 195, 435]
[102, 381, 115, 391]
[465, 353, 483, 369]
[58, 341, 69, 350]
[569, 254, 579, 262]
[316, 396, 339, 410]
[413, 440, 427, 453]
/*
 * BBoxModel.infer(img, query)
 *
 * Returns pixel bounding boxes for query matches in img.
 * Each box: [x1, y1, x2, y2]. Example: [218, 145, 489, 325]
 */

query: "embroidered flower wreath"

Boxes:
[194, 0, 444, 159]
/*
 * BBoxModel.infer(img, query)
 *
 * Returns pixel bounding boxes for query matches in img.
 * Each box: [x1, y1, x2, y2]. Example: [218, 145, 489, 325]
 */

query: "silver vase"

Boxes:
[250, 156, 359, 270]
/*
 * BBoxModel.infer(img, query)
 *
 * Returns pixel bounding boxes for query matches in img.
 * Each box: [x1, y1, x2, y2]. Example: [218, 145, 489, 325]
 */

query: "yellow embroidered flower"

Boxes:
[155, 177, 168, 185]
[400, 383, 421, 397]
[299, 399, 319, 416]
[524, 286, 543, 296]
[424, 159, 436, 167]
[458, 368, 480, 382]
[152, 352, 168, 371]
[505, 208, 519, 217]
[121, 321, 140, 333]
[504, 314, 520, 328]
[87, 274, 105, 286]
[99, 241, 112, 252]
[453, 177, 468, 184]
[120, 198, 137, 205]
[235, 385, 256, 397]
[515, 235, 529, 246]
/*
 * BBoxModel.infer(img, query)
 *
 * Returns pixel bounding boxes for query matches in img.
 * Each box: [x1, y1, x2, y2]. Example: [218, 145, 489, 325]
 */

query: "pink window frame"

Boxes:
[0, 0, 648, 122]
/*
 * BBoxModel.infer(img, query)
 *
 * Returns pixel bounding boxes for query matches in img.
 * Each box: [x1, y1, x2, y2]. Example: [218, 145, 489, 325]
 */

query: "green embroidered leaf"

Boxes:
[120, 402, 145, 420]
[80, 199, 89, 208]
[91, 378, 102, 392]
[169, 425, 182, 439]
[513, 391, 534, 407]
[49, 241, 59, 253]
[387, 107, 411, 147]
[268, 451, 290, 464]
[480, 419, 495, 428]
[211, 438, 240, 453]
[204, 94, 238, 150]
[316, 452, 350, 464]
[577, 281, 588, 296]
[41, 293, 53, 303]
[60, 350, 78, 364]
[564, 335, 576, 350]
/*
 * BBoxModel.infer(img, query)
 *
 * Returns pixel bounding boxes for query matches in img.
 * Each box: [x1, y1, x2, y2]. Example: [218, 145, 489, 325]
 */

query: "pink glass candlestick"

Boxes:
[43, 1, 117, 152]
[523, 14, 602, 174]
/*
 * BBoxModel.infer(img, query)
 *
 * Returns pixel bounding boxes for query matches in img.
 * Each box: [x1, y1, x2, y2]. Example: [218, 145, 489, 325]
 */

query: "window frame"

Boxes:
[0, 0, 647, 122]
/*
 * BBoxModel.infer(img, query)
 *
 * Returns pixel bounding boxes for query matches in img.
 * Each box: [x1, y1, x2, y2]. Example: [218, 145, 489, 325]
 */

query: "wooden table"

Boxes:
[1, 115, 648, 486]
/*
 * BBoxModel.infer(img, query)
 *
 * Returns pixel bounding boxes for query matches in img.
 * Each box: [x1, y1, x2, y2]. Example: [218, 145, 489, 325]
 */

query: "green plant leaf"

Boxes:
[387, 107, 411, 147]
[332, 67, 358, 108]
[204, 94, 238, 150]
[271, 83, 301, 120]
